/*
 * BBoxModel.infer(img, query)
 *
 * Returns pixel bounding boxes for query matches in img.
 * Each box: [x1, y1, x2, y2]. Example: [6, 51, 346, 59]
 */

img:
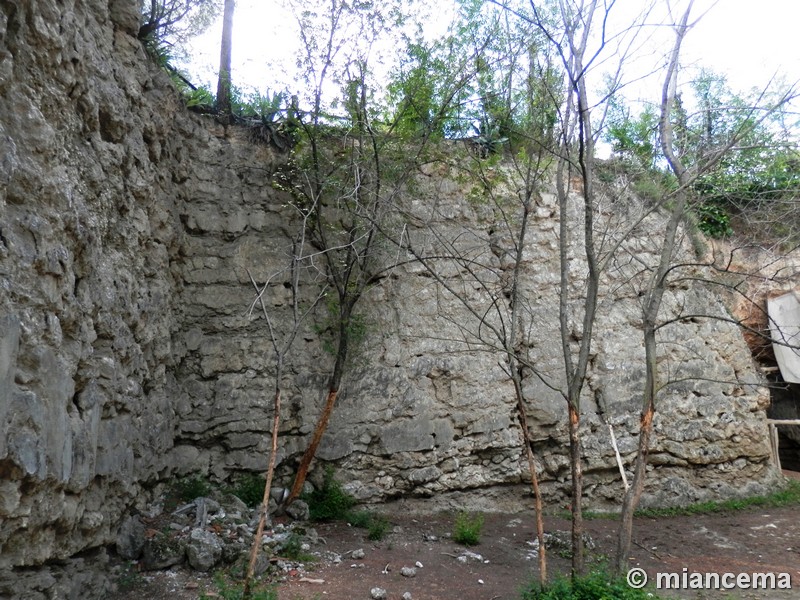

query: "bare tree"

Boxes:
[613, 1, 696, 572]
[394, 155, 554, 582]
[370, 11, 567, 581]
[520, 0, 653, 575]
[280, 0, 409, 504]
[614, 0, 799, 572]
[240, 205, 329, 599]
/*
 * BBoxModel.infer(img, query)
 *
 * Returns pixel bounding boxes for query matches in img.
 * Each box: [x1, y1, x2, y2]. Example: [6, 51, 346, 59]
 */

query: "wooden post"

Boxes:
[769, 424, 782, 472]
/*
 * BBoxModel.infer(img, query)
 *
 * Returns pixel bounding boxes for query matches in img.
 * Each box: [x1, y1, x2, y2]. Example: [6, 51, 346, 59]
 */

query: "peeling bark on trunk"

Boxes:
[243, 385, 282, 599]
[614, 2, 694, 574]
[286, 387, 339, 503]
[614, 402, 654, 573]
[287, 311, 351, 504]
[568, 403, 584, 576]
[515, 390, 548, 582]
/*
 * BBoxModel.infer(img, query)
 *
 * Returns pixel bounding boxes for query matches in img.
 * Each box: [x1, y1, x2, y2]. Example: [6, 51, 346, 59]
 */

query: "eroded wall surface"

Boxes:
[0, 0, 187, 595]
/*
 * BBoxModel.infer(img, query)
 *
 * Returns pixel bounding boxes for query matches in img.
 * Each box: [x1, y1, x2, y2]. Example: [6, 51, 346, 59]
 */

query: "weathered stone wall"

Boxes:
[0, 0, 189, 596]
[0, 0, 785, 597]
[174, 142, 780, 511]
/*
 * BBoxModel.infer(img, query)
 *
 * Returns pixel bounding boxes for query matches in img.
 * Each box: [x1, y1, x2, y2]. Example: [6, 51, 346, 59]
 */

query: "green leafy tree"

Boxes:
[604, 69, 799, 239]
[138, 0, 219, 51]
[386, 41, 455, 138]
[605, 99, 660, 169]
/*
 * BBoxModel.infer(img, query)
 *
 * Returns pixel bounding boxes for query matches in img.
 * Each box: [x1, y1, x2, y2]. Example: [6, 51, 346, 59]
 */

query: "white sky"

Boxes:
[683, 0, 800, 91]
[180, 0, 800, 109]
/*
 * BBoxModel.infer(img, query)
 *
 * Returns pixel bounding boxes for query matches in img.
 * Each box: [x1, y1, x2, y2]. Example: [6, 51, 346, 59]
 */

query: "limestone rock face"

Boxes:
[0, 0, 785, 597]
[172, 126, 781, 513]
[0, 0, 186, 595]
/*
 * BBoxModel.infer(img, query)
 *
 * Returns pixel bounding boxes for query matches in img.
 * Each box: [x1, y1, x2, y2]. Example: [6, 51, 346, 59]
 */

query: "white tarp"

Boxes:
[768, 290, 800, 384]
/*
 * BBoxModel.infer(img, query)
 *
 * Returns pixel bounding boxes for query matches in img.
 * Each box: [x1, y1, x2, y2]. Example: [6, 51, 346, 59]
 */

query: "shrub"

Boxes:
[453, 511, 484, 546]
[345, 509, 372, 528]
[694, 200, 733, 238]
[303, 467, 356, 522]
[344, 509, 391, 541]
[115, 561, 143, 592]
[231, 473, 266, 508]
[366, 516, 391, 541]
[175, 475, 212, 502]
[280, 533, 316, 562]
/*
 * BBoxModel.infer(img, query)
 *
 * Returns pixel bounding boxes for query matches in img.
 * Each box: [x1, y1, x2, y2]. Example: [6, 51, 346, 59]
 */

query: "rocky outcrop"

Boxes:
[0, 0, 786, 597]
[0, 0, 187, 596]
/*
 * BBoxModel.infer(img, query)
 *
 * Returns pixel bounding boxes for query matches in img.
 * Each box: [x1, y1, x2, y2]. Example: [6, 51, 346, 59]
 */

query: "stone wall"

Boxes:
[0, 0, 188, 596]
[0, 0, 785, 597]
[172, 140, 781, 511]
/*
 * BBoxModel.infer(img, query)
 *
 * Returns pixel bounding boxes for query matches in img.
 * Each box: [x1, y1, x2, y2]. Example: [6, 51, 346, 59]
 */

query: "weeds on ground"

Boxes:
[453, 511, 484, 546]
[344, 509, 372, 528]
[199, 572, 277, 600]
[366, 515, 391, 540]
[635, 480, 800, 518]
[520, 570, 661, 600]
[280, 533, 316, 562]
[573, 480, 800, 521]
[176, 475, 212, 502]
[342, 509, 391, 540]
[302, 468, 391, 540]
[115, 561, 143, 592]
[162, 474, 212, 512]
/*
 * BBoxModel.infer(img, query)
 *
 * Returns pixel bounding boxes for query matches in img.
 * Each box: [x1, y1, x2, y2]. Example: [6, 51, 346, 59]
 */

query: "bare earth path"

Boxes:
[111, 499, 800, 600]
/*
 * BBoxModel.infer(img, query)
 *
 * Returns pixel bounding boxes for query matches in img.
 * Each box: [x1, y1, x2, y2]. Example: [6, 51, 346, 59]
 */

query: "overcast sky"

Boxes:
[181, 0, 800, 110]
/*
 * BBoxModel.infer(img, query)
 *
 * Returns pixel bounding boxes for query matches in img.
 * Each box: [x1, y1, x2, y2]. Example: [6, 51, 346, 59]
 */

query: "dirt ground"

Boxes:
[111, 489, 800, 600]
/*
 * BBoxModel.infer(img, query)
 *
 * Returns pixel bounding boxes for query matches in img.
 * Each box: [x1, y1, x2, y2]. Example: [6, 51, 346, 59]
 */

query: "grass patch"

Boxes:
[301, 469, 392, 540]
[344, 509, 372, 528]
[115, 561, 144, 592]
[452, 511, 484, 546]
[367, 517, 391, 540]
[520, 570, 662, 599]
[579, 510, 619, 521]
[280, 533, 316, 562]
[635, 480, 800, 519]
[344, 509, 391, 540]
[163, 474, 213, 511]
[571, 481, 800, 521]
[366, 515, 391, 541]
[200, 572, 277, 600]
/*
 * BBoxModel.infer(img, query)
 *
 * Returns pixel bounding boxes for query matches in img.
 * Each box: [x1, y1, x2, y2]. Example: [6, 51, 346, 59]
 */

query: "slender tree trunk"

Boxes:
[286, 312, 351, 504]
[614, 326, 657, 573]
[505, 192, 547, 583]
[614, 1, 694, 573]
[243, 378, 282, 599]
[568, 402, 584, 576]
[216, 0, 235, 115]
[286, 386, 339, 503]
[513, 374, 547, 582]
